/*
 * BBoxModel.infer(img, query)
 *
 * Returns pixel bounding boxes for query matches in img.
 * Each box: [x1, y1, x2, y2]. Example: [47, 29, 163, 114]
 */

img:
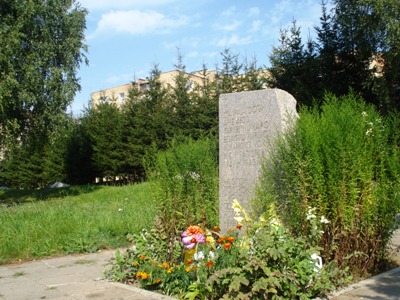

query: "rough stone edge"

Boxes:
[109, 281, 177, 299]
[325, 266, 400, 299]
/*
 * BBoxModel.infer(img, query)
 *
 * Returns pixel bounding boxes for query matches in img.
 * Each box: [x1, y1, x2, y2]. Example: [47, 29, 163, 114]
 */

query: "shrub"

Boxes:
[144, 136, 219, 262]
[254, 92, 400, 278]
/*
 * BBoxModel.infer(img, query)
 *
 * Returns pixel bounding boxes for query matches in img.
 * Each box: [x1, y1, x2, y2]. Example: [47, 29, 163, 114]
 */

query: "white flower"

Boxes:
[311, 253, 323, 271]
[118, 208, 123, 212]
[234, 216, 244, 223]
[270, 217, 281, 227]
[320, 216, 330, 224]
[361, 111, 368, 117]
[366, 128, 373, 136]
[194, 251, 204, 260]
[189, 172, 200, 180]
[306, 207, 317, 220]
[307, 207, 317, 220]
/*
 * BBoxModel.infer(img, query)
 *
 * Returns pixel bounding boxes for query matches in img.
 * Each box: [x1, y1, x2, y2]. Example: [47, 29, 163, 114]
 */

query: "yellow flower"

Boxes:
[206, 235, 215, 247]
[167, 267, 174, 274]
[161, 262, 168, 268]
[185, 265, 196, 272]
[136, 271, 142, 278]
[139, 255, 146, 260]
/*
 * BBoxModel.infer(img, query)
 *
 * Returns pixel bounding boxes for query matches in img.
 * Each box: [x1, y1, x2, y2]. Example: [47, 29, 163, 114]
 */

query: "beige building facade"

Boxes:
[91, 69, 216, 108]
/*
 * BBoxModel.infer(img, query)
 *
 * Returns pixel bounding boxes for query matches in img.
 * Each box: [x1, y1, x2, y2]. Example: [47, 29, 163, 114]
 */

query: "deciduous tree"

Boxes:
[0, 0, 87, 151]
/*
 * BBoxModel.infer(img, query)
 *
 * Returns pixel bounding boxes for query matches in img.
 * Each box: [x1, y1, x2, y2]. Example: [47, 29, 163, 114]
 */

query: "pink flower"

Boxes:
[181, 227, 206, 249]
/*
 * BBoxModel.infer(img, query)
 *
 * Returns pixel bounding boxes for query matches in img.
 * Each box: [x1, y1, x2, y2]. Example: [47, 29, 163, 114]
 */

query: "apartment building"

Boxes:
[91, 69, 216, 108]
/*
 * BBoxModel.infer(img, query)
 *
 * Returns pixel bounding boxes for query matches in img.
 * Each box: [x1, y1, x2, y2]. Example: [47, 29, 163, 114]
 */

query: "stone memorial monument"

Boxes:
[219, 89, 298, 232]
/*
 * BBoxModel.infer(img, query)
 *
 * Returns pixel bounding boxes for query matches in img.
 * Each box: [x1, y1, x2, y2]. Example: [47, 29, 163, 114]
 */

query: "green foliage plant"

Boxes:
[254, 92, 400, 278]
[106, 200, 347, 299]
[144, 137, 219, 262]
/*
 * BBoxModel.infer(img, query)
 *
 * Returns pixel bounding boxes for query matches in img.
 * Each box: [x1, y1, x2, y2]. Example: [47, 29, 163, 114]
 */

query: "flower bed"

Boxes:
[105, 200, 350, 299]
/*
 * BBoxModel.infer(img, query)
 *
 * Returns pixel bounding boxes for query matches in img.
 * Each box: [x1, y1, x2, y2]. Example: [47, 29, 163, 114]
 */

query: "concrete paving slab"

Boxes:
[329, 267, 400, 300]
[0, 250, 175, 300]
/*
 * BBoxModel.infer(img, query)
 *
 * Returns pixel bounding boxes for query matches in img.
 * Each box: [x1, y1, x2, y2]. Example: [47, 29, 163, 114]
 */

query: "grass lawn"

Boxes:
[0, 183, 157, 264]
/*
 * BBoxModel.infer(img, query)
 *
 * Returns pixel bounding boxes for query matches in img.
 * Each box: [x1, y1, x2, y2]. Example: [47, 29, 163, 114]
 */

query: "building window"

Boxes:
[140, 82, 150, 91]
[186, 80, 194, 92]
[119, 92, 125, 102]
[100, 96, 110, 104]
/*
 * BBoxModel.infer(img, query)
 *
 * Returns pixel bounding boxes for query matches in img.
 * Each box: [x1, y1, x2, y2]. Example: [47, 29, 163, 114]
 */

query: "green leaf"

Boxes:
[229, 275, 249, 292]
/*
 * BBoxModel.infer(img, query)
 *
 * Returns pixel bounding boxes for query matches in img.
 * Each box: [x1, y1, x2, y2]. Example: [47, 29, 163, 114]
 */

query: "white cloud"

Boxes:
[93, 10, 188, 36]
[79, 0, 176, 11]
[214, 20, 242, 32]
[248, 7, 260, 17]
[215, 34, 252, 47]
[221, 20, 242, 31]
[250, 20, 262, 32]
[220, 6, 236, 17]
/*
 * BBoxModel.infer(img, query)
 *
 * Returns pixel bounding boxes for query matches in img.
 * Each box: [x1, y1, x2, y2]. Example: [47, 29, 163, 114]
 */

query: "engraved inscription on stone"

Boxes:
[219, 89, 298, 233]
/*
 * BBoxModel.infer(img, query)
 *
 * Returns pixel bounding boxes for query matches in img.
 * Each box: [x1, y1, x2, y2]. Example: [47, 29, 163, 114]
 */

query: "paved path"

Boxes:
[329, 267, 400, 300]
[1, 230, 399, 300]
[0, 250, 174, 300]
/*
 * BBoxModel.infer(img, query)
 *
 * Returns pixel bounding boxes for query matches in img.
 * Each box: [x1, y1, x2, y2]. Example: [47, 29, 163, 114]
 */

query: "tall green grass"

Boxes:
[255, 93, 400, 278]
[0, 183, 156, 264]
[145, 136, 219, 262]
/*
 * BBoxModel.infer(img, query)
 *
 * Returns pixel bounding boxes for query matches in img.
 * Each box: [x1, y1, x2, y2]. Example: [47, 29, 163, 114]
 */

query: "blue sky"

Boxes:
[71, 0, 324, 115]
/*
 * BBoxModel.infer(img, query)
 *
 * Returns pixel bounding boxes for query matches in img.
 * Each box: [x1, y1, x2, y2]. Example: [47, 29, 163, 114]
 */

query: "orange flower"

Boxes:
[161, 262, 168, 268]
[217, 236, 226, 244]
[236, 224, 243, 229]
[223, 243, 232, 250]
[186, 225, 203, 236]
[154, 278, 162, 284]
[206, 261, 214, 268]
[191, 237, 197, 243]
[141, 272, 149, 280]
[227, 236, 235, 243]
[136, 271, 142, 278]
[213, 225, 220, 231]
[139, 255, 146, 260]
[187, 259, 193, 265]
